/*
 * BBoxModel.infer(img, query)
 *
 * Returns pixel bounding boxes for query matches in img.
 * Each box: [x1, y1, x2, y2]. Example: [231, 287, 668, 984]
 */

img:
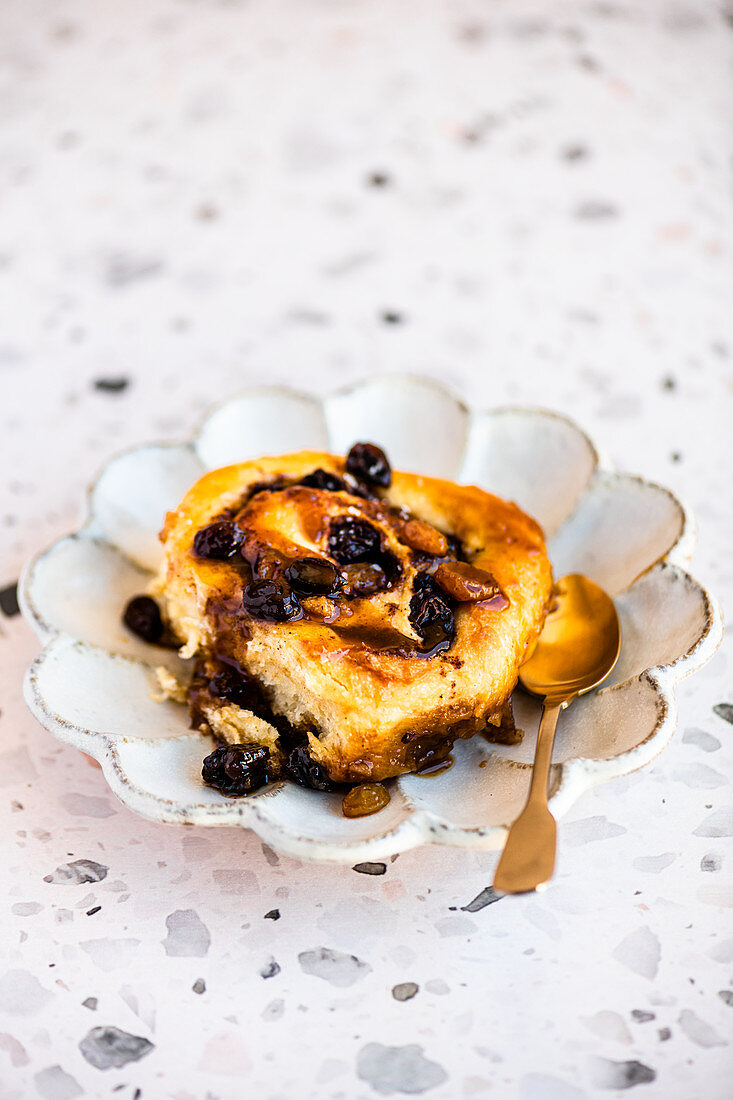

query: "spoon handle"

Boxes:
[492, 699, 564, 894]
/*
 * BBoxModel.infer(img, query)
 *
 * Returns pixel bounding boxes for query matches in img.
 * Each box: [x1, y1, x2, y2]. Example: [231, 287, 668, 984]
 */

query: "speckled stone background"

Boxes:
[2, 1, 732, 1098]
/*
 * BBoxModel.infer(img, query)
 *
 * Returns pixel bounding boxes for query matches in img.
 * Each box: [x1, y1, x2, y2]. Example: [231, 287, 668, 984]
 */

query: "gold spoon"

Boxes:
[493, 574, 621, 894]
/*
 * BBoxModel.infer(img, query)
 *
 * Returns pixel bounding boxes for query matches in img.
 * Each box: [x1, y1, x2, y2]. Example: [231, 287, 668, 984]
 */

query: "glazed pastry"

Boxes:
[124, 443, 552, 803]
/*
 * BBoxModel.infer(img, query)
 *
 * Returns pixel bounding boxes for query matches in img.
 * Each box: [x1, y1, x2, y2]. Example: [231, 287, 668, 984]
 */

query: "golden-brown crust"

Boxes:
[154, 451, 553, 782]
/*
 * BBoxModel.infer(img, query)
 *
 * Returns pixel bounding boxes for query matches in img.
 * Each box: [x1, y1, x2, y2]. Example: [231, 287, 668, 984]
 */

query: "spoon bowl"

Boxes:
[520, 573, 621, 703]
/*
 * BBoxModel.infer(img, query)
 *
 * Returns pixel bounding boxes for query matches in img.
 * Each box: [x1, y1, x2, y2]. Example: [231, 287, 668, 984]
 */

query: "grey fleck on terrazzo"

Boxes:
[44, 859, 108, 885]
[582, 1011, 632, 1044]
[192, 978, 206, 995]
[671, 763, 727, 789]
[103, 253, 163, 287]
[11, 902, 43, 916]
[461, 886, 502, 912]
[264, 908, 280, 920]
[0, 969, 53, 1016]
[709, 938, 733, 963]
[262, 998, 285, 1021]
[0, 1032, 29, 1066]
[682, 727, 721, 752]
[693, 807, 733, 837]
[80, 939, 141, 972]
[260, 957, 281, 979]
[82, 997, 97, 1011]
[520, 1073, 586, 1099]
[434, 914, 477, 938]
[713, 702, 733, 724]
[701, 852, 722, 871]
[678, 1009, 727, 1047]
[58, 792, 117, 818]
[357, 1042, 447, 1095]
[574, 200, 618, 220]
[718, 990, 733, 1006]
[632, 853, 676, 874]
[392, 982, 419, 1002]
[34, 1064, 83, 1100]
[590, 1057, 656, 1089]
[631, 1010, 656, 1023]
[0, 746, 38, 787]
[424, 980, 449, 995]
[612, 927, 661, 980]
[79, 1026, 154, 1070]
[162, 909, 211, 957]
[298, 947, 371, 988]
[353, 862, 387, 876]
[260, 842, 279, 866]
[564, 816, 627, 846]
[658, 1027, 672, 1041]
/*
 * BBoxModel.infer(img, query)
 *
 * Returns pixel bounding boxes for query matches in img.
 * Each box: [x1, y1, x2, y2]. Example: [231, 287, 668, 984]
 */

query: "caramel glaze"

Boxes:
[188, 475, 514, 784]
[201, 480, 507, 662]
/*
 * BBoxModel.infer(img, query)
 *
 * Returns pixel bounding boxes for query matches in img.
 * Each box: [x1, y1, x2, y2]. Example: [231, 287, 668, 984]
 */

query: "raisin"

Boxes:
[298, 468, 347, 493]
[409, 572, 455, 655]
[399, 518, 448, 557]
[241, 579, 302, 622]
[202, 743, 270, 795]
[209, 666, 260, 711]
[345, 441, 392, 488]
[434, 561, 503, 603]
[342, 783, 391, 818]
[341, 561, 391, 598]
[123, 595, 163, 643]
[282, 744, 336, 791]
[193, 521, 243, 560]
[328, 516, 382, 564]
[285, 557, 343, 596]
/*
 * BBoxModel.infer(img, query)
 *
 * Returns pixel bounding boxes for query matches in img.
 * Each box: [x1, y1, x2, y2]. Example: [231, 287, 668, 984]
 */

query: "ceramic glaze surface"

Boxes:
[21, 379, 721, 862]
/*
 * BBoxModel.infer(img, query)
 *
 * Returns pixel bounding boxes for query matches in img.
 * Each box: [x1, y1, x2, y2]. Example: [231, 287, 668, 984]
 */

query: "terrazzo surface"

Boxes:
[1, 1, 732, 1097]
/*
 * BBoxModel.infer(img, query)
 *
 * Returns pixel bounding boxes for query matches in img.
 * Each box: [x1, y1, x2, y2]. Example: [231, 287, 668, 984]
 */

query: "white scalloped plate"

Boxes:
[20, 377, 723, 863]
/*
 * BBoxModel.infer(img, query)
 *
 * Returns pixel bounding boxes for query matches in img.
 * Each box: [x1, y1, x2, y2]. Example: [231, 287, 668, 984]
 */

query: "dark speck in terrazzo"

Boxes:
[392, 982, 419, 1002]
[381, 311, 403, 325]
[574, 200, 618, 220]
[82, 997, 97, 1011]
[631, 1010, 655, 1023]
[93, 377, 129, 394]
[86, 906, 102, 917]
[192, 978, 206, 995]
[461, 886, 502, 912]
[660, 375, 677, 391]
[264, 909, 281, 921]
[104, 254, 163, 287]
[591, 1058, 656, 1089]
[718, 990, 733, 1006]
[562, 144, 589, 162]
[713, 703, 733, 724]
[79, 1026, 153, 1070]
[0, 582, 20, 617]
[367, 172, 390, 187]
[44, 859, 108, 885]
[353, 862, 386, 876]
[658, 1027, 671, 1041]
[260, 958, 281, 979]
